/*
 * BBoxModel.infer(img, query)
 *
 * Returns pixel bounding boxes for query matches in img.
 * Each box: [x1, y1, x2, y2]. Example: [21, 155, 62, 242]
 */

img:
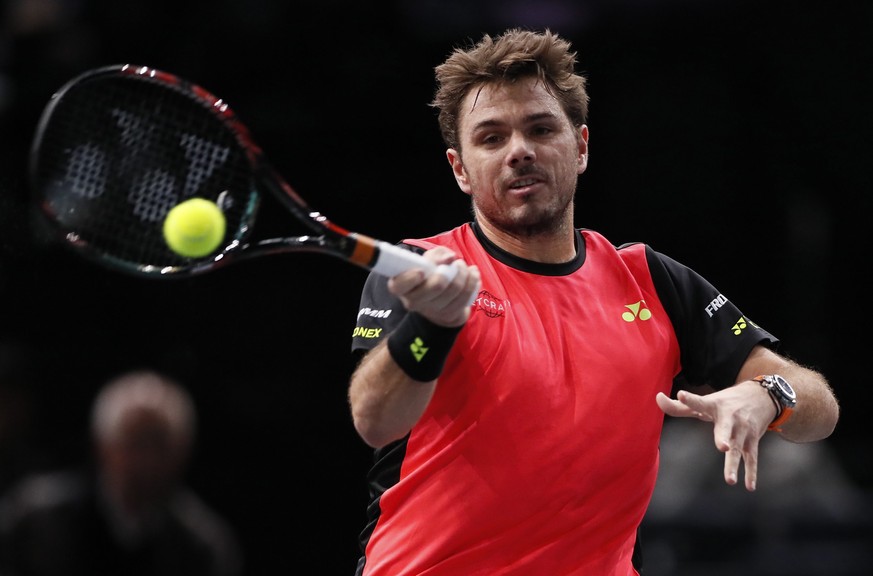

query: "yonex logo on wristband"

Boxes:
[387, 313, 462, 381]
[410, 337, 428, 362]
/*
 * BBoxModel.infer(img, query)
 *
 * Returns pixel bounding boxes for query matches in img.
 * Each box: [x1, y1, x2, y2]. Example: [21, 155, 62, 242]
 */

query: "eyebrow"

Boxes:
[469, 111, 560, 133]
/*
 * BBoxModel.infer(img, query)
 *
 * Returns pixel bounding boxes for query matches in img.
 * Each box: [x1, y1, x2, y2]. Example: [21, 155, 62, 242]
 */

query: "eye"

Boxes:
[530, 125, 554, 137]
[481, 133, 504, 145]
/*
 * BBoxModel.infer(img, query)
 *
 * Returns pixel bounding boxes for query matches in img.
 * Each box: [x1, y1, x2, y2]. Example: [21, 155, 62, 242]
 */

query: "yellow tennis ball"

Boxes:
[163, 198, 226, 258]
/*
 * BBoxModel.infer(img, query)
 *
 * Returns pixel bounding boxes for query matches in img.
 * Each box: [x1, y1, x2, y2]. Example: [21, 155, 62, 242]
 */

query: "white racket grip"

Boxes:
[372, 241, 458, 281]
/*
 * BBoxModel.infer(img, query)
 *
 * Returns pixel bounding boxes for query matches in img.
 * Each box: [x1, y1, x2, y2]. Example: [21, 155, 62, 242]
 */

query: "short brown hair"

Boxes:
[431, 28, 589, 150]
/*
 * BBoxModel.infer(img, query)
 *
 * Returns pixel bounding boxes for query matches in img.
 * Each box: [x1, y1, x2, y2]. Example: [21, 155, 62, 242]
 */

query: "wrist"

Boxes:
[387, 312, 462, 382]
[753, 374, 797, 432]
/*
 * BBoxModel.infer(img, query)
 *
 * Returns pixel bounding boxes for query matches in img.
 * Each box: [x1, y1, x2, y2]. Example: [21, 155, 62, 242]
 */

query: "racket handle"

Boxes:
[372, 241, 458, 281]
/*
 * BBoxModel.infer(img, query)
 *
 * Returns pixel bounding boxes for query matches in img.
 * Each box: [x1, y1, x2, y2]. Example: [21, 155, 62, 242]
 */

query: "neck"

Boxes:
[475, 218, 576, 264]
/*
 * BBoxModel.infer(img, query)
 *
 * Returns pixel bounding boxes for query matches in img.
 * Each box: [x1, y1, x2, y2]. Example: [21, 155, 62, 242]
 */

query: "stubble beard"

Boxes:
[475, 189, 575, 240]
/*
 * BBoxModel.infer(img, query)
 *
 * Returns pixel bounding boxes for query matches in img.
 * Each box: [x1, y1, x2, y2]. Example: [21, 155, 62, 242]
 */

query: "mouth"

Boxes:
[507, 177, 542, 192]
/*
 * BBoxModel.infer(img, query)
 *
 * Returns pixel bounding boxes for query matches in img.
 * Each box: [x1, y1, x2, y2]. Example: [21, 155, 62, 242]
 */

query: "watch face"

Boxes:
[773, 375, 797, 403]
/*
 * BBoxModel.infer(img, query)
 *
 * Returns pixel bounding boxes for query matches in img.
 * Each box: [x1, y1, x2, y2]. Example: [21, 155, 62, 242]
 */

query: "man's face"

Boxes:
[448, 76, 588, 238]
[100, 408, 187, 513]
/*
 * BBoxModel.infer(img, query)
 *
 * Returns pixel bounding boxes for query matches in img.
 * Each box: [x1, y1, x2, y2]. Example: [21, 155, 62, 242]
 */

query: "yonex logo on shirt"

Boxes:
[622, 300, 651, 322]
[352, 327, 383, 339]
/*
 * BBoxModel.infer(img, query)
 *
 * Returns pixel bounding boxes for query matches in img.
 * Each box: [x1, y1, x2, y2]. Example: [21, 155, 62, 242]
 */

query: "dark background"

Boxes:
[1, 1, 870, 574]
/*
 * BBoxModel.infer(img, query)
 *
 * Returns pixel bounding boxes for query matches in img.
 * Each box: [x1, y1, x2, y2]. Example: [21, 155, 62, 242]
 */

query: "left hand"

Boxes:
[656, 380, 776, 491]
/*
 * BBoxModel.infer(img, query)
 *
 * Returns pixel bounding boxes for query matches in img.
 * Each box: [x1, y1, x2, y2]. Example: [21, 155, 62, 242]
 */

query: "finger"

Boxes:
[400, 264, 478, 325]
[656, 391, 714, 422]
[428, 263, 476, 311]
[387, 268, 427, 298]
[712, 414, 735, 483]
[741, 440, 759, 492]
[677, 390, 716, 422]
[423, 246, 460, 267]
[655, 392, 692, 417]
[435, 263, 458, 281]
[392, 260, 460, 302]
[675, 390, 709, 415]
[388, 247, 460, 295]
[722, 445, 741, 486]
[655, 392, 675, 411]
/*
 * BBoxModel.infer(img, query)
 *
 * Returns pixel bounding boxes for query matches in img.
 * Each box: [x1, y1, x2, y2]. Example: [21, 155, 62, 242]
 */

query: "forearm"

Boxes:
[348, 341, 437, 448]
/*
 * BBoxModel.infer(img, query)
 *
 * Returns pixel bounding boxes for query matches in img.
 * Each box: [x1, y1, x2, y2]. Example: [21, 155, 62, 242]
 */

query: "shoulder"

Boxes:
[170, 489, 244, 574]
[612, 239, 700, 284]
[402, 222, 474, 253]
[1, 469, 89, 510]
[0, 469, 91, 532]
[581, 230, 651, 260]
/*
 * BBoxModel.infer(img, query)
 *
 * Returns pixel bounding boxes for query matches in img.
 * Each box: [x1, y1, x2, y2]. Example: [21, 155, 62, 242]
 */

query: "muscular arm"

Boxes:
[348, 246, 481, 448]
[349, 341, 438, 448]
[657, 344, 839, 490]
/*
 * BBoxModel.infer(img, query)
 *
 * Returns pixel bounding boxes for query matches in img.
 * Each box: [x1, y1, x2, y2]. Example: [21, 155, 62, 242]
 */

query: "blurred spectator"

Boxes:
[0, 369, 243, 576]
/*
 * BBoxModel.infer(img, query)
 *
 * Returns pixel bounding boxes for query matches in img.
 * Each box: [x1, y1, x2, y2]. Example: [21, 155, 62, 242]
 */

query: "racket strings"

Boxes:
[34, 74, 257, 269]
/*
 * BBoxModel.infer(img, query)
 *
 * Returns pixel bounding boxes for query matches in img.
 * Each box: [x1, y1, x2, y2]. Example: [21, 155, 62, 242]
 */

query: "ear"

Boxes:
[577, 125, 589, 175]
[447, 148, 472, 195]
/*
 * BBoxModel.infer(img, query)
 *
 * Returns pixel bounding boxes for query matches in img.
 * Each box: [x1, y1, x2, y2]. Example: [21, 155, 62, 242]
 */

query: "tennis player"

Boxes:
[348, 28, 839, 576]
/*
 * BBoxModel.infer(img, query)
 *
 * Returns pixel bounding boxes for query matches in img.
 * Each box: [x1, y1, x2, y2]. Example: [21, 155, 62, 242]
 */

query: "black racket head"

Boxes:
[29, 64, 263, 277]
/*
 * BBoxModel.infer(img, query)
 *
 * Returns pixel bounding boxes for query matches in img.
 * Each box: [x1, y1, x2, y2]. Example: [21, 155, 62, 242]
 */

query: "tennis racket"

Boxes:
[29, 63, 455, 280]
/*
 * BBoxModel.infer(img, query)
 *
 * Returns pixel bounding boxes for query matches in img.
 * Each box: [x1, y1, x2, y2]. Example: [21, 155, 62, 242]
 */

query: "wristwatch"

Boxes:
[753, 374, 797, 432]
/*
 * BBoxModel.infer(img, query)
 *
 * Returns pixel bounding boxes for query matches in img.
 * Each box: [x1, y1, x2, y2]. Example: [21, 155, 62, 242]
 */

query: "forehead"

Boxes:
[458, 76, 565, 132]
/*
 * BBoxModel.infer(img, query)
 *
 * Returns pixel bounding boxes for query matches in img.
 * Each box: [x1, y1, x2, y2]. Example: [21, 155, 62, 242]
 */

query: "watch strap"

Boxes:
[767, 405, 794, 433]
[753, 374, 794, 433]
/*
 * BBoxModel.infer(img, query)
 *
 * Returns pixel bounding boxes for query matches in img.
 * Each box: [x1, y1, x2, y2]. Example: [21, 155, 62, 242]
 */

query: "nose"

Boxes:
[507, 133, 535, 166]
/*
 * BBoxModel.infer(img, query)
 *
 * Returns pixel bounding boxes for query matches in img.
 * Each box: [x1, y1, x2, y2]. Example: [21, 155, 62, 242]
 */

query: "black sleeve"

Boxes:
[643, 245, 779, 390]
[350, 244, 424, 355]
